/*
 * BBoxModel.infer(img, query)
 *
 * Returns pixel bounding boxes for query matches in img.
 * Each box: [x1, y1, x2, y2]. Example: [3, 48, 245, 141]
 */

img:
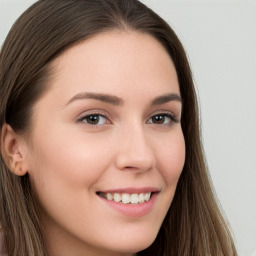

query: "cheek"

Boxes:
[156, 130, 185, 186]
[27, 129, 114, 192]
[26, 131, 115, 229]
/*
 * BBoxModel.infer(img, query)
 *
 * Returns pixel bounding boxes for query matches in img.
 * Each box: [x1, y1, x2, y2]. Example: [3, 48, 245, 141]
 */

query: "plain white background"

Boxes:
[0, 0, 255, 255]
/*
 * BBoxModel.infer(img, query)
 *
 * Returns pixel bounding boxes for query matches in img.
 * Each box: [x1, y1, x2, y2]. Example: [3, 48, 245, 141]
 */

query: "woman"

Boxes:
[0, 0, 237, 255]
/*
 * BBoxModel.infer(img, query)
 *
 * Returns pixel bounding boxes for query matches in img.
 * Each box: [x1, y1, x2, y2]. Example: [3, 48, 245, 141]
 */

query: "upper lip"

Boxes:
[97, 187, 160, 194]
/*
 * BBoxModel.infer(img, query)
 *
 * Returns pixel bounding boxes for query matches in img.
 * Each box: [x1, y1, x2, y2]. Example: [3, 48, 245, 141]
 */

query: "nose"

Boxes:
[115, 124, 156, 172]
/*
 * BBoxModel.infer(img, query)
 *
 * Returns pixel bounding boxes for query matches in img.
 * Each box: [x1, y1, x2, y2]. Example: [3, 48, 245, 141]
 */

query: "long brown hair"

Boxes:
[0, 0, 237, 255]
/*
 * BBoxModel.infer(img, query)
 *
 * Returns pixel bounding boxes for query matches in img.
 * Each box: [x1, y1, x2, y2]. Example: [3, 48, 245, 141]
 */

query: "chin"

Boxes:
[104, 231, 157, 254]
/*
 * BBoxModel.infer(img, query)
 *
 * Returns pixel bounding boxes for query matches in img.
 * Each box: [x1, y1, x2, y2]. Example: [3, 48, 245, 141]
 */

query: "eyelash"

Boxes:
[147, 113, 178, 125]
[77, 112, 110, 126]
[77, 112, 178, 127]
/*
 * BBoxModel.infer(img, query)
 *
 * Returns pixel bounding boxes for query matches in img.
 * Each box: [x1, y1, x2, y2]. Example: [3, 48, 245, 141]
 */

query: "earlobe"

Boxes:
[1, 123, 28, 176]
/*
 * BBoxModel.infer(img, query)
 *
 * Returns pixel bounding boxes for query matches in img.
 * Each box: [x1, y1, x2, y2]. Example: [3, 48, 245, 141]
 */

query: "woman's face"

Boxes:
[25, 31, 185, 256]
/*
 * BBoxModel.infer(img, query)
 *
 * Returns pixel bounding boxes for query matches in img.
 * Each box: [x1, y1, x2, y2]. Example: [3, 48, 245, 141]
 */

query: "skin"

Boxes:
[9, 31, 185, 256]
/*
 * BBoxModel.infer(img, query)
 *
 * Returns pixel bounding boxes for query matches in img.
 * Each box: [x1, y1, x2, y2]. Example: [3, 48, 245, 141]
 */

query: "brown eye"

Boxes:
[152, 115, 166, 124]
[80, 114, 107, 125]
[148, 114, 176, 125]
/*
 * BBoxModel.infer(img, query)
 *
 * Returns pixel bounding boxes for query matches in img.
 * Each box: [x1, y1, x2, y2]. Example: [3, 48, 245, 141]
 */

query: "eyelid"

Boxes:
[146, 111, 179, 125]
[75, 109, 180, 127]
[148, 110, 178, 120]
[76, 110, 112, 125]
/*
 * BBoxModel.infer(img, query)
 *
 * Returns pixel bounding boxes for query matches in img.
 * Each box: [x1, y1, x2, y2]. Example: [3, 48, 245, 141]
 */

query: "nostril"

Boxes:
[114, 141, 156, 172]
[122, 165, 151, 171]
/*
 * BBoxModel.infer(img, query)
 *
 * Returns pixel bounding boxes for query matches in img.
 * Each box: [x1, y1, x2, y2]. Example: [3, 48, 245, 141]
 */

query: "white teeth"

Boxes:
[113, 193, 121, 202]
[100, 192, 152, 204]
[145, 192, 151, 202]
[131, 194, 139, 204]
[122, 193, 130, 204]
[139, 193, 145, 203]
[107, 193, 113, 201]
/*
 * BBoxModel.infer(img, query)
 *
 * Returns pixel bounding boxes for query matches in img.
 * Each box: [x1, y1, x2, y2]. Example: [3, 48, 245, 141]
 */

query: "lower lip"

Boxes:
[97, 193, 158, 217]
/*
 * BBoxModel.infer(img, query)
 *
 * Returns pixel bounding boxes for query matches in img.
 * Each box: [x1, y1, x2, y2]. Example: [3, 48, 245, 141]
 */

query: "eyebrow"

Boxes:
[150, 93, 182, 106]
[66, 92, 124, 106]
[65, 92, 181, 106]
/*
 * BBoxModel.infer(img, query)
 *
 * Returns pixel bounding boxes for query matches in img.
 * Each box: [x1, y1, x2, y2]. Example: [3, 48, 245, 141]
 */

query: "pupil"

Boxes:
[153, 115, 164, 124]
[88, 115, 99, 124]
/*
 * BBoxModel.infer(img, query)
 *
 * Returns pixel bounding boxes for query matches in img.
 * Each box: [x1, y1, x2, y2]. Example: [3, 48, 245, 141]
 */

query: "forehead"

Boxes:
[41, 30, 180, 106]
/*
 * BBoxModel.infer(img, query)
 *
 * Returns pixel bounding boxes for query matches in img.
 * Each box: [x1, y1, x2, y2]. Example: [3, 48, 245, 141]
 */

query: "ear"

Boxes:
[1, 123, 29, 176]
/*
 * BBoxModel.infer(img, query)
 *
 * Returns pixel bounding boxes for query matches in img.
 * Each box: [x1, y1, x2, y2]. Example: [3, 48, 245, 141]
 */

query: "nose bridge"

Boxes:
[115, 121, 156, 171]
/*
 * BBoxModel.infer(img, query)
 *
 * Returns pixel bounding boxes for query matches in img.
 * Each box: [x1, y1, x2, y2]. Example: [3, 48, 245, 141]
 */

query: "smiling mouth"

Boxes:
[97, 192, 153, 204]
